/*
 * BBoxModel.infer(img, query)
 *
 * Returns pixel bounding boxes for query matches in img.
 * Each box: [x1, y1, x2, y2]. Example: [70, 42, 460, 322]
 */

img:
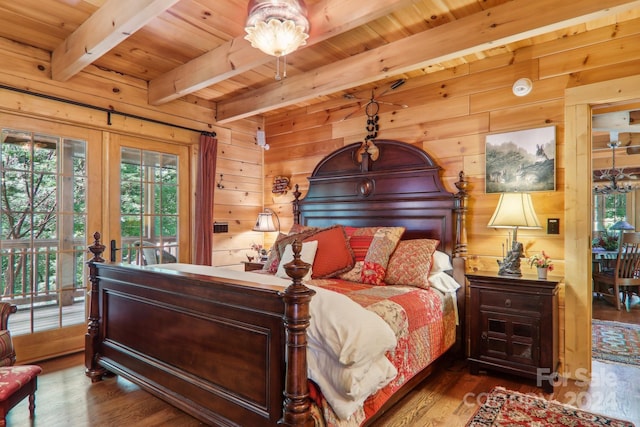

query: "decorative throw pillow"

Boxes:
[342, 226, 380, 262]
[337, 261, 363, 282]
[262, 233, 288, 273]
[361, 227, 405, 285]
[276, 240, 319, 281]
[303, 225, 355, 278]
[384, 239, 440, 288]
[287, 224, 318, 235]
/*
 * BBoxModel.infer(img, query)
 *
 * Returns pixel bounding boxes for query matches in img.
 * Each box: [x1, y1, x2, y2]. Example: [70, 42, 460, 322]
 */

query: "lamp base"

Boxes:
[497, 241, 524, 277]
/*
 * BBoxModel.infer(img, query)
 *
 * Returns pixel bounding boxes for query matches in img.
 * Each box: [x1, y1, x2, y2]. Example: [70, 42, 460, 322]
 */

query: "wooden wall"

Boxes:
[0, 34, 264, 269]
[263, 16, 640, 372]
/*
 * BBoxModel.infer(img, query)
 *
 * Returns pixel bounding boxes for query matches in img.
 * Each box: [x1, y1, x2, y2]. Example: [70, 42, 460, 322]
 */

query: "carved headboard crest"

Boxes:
[292, 140, 468, 257]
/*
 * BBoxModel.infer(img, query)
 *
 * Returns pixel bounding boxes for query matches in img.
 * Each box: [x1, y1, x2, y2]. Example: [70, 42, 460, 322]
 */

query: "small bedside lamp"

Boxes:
[488, 193, 542, 276]
[253, 208, 280, 261]
[253, 208, 280, 232]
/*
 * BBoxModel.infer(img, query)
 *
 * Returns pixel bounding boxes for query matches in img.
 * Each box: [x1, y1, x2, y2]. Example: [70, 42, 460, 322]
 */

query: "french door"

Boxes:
[106, 134, 190, 266]
[0, 115, 191, 362]
[0, 114, 102, 361]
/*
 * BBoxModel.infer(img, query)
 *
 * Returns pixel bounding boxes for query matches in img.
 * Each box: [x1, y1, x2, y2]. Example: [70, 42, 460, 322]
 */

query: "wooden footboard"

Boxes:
[85, 233, 315, 427]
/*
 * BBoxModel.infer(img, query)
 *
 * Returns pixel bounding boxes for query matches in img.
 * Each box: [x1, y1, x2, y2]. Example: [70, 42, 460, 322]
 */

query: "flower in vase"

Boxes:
[529, 251, 554, 271]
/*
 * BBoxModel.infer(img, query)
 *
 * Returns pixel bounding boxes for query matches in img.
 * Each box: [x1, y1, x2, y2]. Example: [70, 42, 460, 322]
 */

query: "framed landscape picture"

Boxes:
[485, 125, 556, 193]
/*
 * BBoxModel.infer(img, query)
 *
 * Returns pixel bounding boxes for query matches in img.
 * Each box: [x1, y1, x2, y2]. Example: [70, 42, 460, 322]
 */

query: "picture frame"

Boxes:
[485, 125, 556, 193]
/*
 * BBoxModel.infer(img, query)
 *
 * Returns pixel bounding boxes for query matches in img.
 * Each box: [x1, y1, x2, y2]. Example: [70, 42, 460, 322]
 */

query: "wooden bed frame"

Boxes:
[85, 140, 468, 426]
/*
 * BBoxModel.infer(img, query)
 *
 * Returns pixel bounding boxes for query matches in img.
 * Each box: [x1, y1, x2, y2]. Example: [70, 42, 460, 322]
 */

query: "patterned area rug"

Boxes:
[466, 386, 635, 426]
[592, 319, 640, 366]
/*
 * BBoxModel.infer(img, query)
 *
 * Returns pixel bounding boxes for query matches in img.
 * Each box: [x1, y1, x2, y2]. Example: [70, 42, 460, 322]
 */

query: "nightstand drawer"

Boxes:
[479, 290, 541, 312]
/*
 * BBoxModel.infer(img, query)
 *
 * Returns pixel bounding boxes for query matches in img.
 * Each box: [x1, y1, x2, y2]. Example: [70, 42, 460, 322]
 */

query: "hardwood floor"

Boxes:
[5, 297, 639, 427]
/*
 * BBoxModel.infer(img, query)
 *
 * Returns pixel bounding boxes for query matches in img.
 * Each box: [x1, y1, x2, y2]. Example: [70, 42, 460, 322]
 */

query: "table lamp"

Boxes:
[253, 208, 280, 232]
[252, 208, 280, 261]
[488, 193, 542, 276]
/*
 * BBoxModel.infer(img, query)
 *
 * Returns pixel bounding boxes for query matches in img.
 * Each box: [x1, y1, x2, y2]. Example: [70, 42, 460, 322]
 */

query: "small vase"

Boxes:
[537, 267, 548, 280]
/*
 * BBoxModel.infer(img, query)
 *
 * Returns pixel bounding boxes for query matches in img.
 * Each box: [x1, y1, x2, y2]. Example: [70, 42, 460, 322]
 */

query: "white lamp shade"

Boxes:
[253, 212, 277, 232]
[488, 193, 542, 229]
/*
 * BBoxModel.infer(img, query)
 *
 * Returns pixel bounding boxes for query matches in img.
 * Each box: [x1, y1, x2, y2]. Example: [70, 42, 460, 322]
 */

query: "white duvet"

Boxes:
[145, 264, 398, 420]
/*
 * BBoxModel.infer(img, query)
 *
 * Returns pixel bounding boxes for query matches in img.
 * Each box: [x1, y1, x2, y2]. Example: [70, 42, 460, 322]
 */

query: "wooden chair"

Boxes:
[0, 303, 42, 426]
[0, 304, 17, 367]
[593, 232, 640, 311]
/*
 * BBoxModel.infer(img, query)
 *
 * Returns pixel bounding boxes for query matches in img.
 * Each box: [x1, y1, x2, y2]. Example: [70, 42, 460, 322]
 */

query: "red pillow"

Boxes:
[303, 225, 355, 278]
[343, 226, 377, 262]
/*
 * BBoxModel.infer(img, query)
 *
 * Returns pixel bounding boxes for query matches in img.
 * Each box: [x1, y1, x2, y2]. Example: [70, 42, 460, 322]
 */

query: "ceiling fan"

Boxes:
[340, 79, 409, 122]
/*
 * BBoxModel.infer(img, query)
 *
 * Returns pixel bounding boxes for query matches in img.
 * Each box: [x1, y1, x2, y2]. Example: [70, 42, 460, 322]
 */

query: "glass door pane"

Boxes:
[119, 148, 179, 264]
[0, 129, 88, 334]
[108, 135, 190, 266]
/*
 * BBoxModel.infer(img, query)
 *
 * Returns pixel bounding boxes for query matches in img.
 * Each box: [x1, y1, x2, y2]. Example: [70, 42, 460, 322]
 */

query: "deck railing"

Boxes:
[0, 237, 178, 308]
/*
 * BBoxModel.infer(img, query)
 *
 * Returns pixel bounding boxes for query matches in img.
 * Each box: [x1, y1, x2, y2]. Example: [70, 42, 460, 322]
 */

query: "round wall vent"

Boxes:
[512, 78, 533, 97]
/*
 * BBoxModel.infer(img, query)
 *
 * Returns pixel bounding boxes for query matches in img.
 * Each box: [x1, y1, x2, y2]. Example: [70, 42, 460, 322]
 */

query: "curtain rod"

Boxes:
[0, 84, 216, 137]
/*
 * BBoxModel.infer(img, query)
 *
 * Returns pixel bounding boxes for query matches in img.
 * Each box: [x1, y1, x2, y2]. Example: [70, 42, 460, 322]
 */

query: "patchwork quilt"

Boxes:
[307, 278, 457, 427]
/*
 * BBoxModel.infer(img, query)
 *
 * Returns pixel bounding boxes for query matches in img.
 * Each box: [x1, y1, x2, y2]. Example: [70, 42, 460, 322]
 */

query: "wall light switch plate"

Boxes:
[213, 222, 228, 233]
[547, 218, 559, 234]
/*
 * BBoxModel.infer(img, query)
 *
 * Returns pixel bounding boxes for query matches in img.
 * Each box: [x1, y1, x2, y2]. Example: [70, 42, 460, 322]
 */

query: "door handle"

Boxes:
[110, 240, 120, 262]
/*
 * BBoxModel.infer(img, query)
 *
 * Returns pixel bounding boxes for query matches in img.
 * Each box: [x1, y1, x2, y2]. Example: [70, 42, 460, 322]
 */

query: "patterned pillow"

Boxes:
[287, 224, 319, 235]
[384, 239, 440, 288]
[361, 227, 405, 285]
[342, 226, 380, 262]
[262, 233, 288, 273]
[303, 225, 355, 278]
[337, 261, 363, 282]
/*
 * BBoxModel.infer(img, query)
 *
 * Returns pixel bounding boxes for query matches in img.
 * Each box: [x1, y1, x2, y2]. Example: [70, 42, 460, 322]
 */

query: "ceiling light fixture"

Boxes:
[593, 132, 638, 194]
[244, 0, 310, 81]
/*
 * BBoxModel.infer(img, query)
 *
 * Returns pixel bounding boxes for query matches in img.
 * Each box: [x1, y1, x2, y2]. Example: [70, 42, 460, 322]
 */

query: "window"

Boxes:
[593, 192, 629, 231]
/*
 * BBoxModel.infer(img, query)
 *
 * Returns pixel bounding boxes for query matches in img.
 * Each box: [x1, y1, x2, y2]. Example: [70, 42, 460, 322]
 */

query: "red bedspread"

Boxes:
[307, 278, 457, 426]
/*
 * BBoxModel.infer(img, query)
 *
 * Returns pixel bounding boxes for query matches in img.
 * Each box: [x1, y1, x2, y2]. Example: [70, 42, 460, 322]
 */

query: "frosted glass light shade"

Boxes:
[244, 0, 309, 57]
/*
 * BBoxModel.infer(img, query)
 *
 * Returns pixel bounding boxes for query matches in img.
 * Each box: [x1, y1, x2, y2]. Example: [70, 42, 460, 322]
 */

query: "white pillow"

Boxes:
[431, 250, 453, 273]
[307, 345, 397, 420]
[276, 240, 318, 281]
[428, 271, 461, 325]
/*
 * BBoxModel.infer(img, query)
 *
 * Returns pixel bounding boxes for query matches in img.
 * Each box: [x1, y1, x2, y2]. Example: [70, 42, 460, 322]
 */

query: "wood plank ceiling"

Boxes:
[1, 0, 640, 124]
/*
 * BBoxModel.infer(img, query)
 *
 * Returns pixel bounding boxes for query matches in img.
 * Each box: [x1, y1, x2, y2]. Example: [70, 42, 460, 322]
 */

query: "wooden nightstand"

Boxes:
[243, 261, 265, 272]
[466, 271, 560, 393]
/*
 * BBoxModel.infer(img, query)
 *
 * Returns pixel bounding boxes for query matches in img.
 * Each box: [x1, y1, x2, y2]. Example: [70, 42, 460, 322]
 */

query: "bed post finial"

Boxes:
[292, 184, 302, 225]
[86, 232, 107, 382]
[88, 231, 106, 263]
[454, 171, 468, 257]
[280, 240, 315, 426]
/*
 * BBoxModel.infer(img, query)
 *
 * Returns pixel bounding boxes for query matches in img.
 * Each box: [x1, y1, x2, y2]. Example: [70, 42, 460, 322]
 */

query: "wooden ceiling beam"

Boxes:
[216, 0, 640, 123]
[51, 0, 180, 81]
[147, 0, 416, 105]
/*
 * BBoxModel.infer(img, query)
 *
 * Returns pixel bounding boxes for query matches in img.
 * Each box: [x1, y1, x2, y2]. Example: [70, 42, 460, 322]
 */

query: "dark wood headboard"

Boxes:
[292, 139, 468, 257]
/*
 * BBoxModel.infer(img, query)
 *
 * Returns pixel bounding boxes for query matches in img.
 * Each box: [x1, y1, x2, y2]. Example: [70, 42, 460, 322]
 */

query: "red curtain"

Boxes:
[194, 133, 217, 265]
